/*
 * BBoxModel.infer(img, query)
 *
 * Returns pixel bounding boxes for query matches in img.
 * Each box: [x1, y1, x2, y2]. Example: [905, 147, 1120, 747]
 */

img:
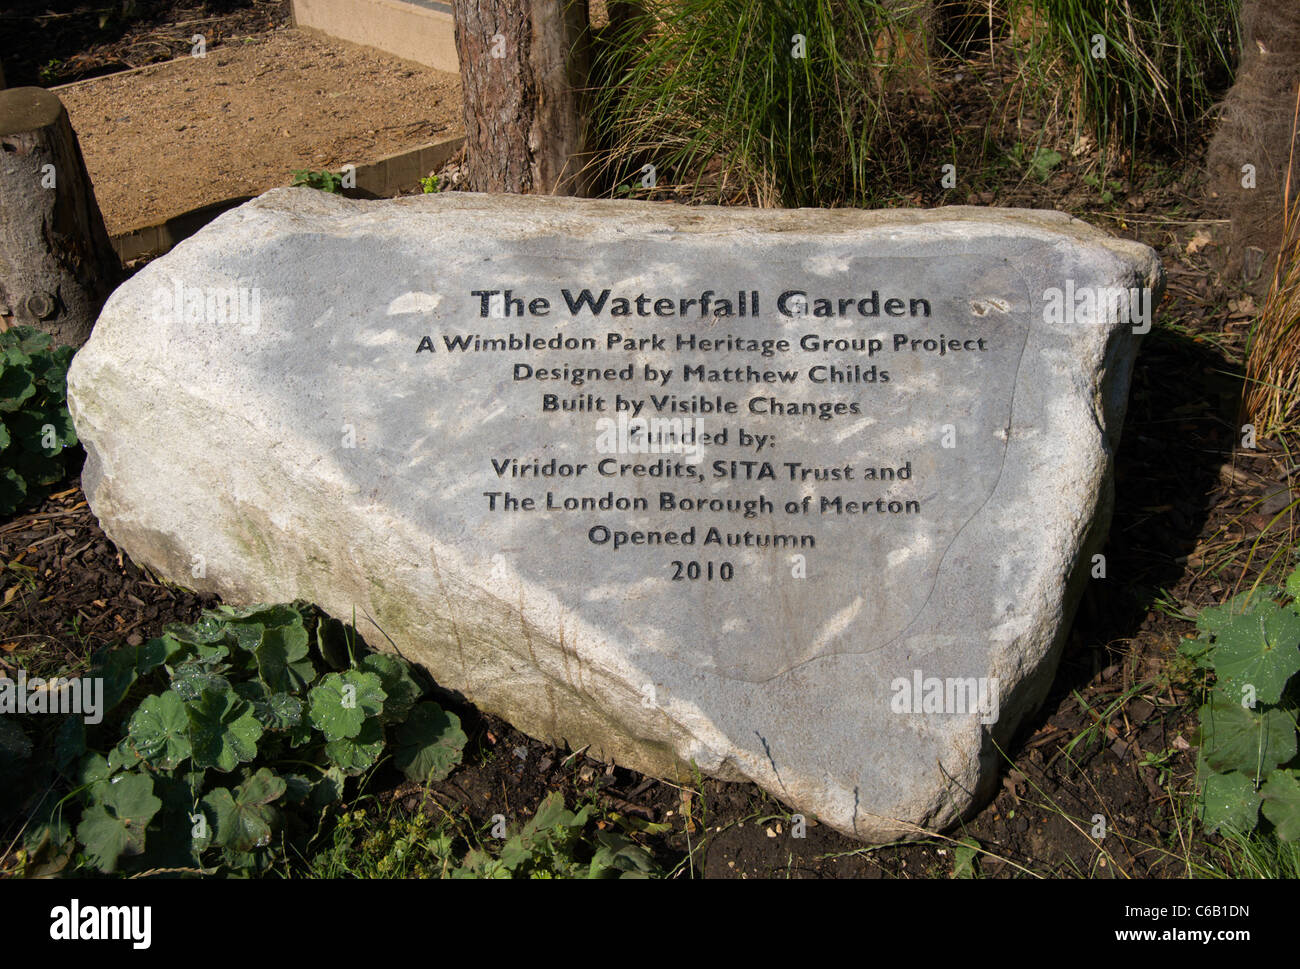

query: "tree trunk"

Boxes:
[1206, 1, 1300, 295]
[0, 88, 120, 348]
[451, 0, 591, 195]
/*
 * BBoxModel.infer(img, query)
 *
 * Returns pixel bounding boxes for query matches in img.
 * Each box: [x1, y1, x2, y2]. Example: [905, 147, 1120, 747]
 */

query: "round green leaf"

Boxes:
[76, 773, 162, 872]
[244, 688, 303, 731]
[164, 613, 231, 646]
[1199, 691, 1297, 779]
[323, 718, 385, 773]
[78, 752, 115, 791]
[1285, 565, 1300, 601]
[215, 603, 305, 627]
[108, 738, 143, 773]
[255, 621, 315, 693]
[0, 366, 35, 412]
[1200, 770, 1259, 836]
[394, 702, 467, 783]
[201, 767, 286, 852]
[1209, 602, 1300, 705]
[1261, 770, 1300, 842]
[187, 689, 263, 772]
[360, 652, 422, 723]
[170, 661, 231, 702]
[0, 467, 26, 513]
[307, 766, 347, 810]
[128, 690, 192, 769]
[308, 670, 386, 741]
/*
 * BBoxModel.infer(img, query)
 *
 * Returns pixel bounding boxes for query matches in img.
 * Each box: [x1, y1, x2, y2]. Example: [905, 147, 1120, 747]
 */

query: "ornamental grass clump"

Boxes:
[1011, 0, 1240, 149]
[588, 0, 926, 207]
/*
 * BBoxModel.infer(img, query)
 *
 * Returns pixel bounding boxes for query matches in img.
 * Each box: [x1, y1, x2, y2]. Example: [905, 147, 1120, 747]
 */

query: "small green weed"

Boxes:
[306, 790, 660, 879]
[1082, 172, 1123, 204]
[1061, 675, 1155, 763]
[1138, 747, 1178, 787]
[290, 169, 344, 193]
[307, 799, 461, 878]
[952, 836, 981, 878]
[1008, 142, 1063, 182]
[455, 791, 659, 879]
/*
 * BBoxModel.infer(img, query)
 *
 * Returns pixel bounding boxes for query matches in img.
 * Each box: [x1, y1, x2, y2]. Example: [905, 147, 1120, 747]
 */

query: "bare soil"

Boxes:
[55, 27, 462, 235]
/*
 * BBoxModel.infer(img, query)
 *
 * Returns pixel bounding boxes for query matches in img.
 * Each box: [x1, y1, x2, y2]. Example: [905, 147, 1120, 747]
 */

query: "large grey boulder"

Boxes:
[68, 189, 1162, 841]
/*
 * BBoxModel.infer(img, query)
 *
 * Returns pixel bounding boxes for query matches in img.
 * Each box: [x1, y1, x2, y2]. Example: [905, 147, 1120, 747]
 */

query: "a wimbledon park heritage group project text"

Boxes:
[423, 284, 991, 578]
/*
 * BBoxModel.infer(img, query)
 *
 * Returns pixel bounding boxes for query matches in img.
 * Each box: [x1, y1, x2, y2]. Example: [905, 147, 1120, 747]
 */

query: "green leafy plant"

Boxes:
[290, 169, 344, 193]
[1181, 566, 1300, 840]
[1138, 747, 1177, 787]
[453, 792, 659, 879]
[310, 802, 459, 878]
[952, 836, 981, 878]
[1008, 142, 1063, 182]
[419, 175, 441, 194]
[1083, 172, 1122, 204]
[24, 602, 466, 875]
[0, 326, 79, 515]
[307, 792, 662, 879]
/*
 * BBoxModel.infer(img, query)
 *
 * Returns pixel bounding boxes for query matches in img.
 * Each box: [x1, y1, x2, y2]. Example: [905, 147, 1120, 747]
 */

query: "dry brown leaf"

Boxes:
[1228, 296, 1257, 318]
[1185, 229, 1212, 255]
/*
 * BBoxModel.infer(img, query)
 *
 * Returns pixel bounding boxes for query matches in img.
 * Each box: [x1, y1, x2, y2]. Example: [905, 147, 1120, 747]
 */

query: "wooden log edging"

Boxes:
[110, 134, 466, 264]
